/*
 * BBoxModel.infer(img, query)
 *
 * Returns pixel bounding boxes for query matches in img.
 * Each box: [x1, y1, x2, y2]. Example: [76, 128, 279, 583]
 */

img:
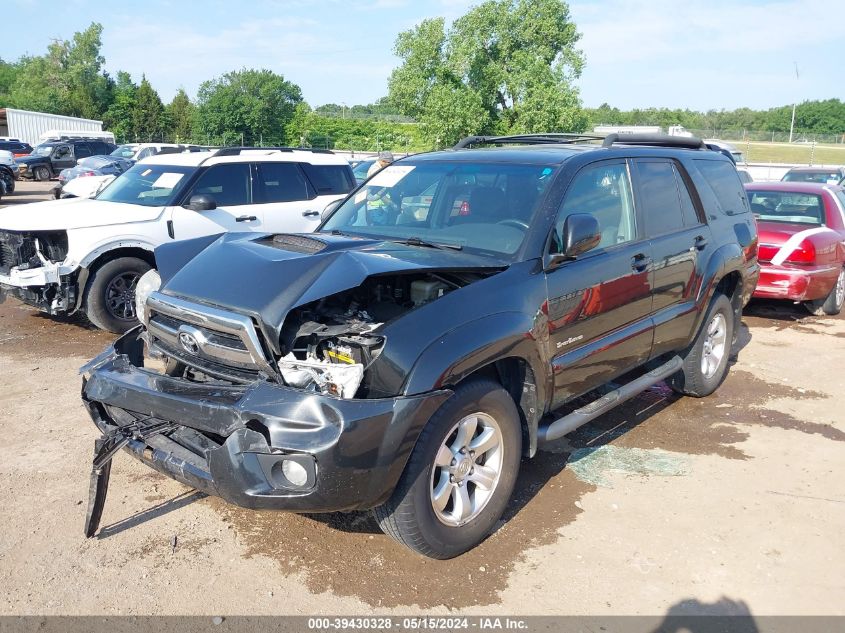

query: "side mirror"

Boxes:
[546, 213, 601, 270]
[321, 198, 343, 221]
[184, 194, 217, 211]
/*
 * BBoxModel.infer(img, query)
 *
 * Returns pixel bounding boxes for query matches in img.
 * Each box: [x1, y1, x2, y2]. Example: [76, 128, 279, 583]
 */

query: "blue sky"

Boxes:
[6, 0, 840, 111]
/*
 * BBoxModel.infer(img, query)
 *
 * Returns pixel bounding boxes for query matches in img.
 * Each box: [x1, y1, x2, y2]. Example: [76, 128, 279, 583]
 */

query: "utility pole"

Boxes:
[789, 62, 799, 144]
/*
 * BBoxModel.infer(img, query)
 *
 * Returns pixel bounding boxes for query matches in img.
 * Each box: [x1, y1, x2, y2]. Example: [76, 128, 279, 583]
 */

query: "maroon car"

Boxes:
[745, 181, 845, 315]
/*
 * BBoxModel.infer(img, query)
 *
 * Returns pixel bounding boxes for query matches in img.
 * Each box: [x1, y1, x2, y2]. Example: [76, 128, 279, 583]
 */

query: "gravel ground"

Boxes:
[0, 184, 842, 616]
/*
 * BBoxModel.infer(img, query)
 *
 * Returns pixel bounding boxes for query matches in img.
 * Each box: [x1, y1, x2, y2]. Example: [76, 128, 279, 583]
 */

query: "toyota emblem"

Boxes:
[179, 331, 200, 355]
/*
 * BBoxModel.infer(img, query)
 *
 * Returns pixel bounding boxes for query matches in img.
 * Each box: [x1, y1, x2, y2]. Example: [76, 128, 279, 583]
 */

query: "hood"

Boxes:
[0, 196, 163, 231]
[157, 232, 507, 354]
[16, 155, 46, 165]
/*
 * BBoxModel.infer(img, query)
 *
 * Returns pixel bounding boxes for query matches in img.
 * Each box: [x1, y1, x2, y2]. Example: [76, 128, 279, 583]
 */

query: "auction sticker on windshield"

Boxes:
[368, 165, 415, 187]
[151, 173, 184, 189]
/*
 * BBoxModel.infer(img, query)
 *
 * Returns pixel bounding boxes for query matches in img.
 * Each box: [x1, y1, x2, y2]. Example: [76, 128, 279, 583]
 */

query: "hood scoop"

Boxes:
[267, 234, 328, 255]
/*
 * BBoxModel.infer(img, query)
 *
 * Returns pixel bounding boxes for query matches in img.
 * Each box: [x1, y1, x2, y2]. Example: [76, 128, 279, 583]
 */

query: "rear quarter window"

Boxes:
[692, 159, 750, 216]
[302, 164, 356, 195]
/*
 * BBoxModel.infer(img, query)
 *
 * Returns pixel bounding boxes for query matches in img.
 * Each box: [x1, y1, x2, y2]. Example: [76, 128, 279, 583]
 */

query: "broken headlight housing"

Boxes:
[278, 354, 364, 398]
[134, 269, 161, 325]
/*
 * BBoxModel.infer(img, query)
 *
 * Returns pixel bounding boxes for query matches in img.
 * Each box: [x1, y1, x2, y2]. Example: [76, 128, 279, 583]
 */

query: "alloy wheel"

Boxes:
[429, 412, 504, 527]
[701, 312, 727, 379]
[104, 272, 141, 321]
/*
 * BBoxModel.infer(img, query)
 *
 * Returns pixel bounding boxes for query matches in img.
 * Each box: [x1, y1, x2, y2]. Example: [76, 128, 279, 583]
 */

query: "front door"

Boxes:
[633, 159, 712, 358]
[546, 159, 654, 408]
[169, 162, 263, 241]
[51, 144, 76, 172]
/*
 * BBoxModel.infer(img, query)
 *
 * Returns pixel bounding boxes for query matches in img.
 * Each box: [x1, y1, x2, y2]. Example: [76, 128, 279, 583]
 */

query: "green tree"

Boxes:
[103, 71, 137, 142]
[166, 88, 195, 142]
[388, 0, 586, 147]
[132, 76, 166, 141]
[194, 69, 302, 145]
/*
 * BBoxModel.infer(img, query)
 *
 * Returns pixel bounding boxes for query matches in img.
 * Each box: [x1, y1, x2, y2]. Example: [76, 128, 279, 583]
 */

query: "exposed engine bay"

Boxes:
[276, 271, 483, 397]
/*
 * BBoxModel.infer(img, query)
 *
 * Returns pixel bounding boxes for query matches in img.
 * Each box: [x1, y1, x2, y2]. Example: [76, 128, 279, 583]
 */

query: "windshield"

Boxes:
[321, 160, 556, 259]
[110, 145, 137, 159]
[748, 191, 824, 225]
[95, 163, 194, 207]
[31, 145, 54, 157]
[783, 170, 841, 184]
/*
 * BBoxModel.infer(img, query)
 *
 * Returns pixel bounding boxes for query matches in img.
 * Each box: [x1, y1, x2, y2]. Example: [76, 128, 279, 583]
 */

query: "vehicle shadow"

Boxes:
[651, 596, 759, 633]
[305, 368, 704, 536]
[95, 490, 207, 539]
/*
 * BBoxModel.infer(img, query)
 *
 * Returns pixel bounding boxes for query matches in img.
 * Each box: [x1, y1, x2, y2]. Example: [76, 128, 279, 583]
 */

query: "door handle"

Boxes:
[693, 235, 708, 250]
[235, 215, 257, 222]
[302, 210, 320, 217]
[631, 253, 651, 272]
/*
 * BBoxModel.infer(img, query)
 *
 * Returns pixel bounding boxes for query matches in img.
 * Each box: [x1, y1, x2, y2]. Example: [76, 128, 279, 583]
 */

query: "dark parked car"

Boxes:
[80, 133, 759, 558]
[54, 155, 134, 197]
[15, 138, 117, 181]
[0, 140, 33, 158]
[781, 166, 845, 185]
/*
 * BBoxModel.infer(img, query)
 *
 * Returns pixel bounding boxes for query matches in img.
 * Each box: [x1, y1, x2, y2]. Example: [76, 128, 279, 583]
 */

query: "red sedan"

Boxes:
[745, 181, 845, 315]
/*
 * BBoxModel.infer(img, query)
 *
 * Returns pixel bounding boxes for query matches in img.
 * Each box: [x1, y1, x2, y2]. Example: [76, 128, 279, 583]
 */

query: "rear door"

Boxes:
[545, 159, 655, 407]
[633, 158, 712, 358]
[169, 162, 263, 240]
[254, 161, 324, 233]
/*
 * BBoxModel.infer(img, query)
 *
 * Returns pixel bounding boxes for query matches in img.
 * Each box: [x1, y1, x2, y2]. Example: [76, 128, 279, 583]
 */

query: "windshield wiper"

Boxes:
[393, 236, 463, 251]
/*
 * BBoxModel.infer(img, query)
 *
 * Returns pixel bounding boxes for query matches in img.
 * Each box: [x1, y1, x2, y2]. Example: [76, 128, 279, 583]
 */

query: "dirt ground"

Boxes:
[0, 179, 56, 207]
[0, 188, 842, 616]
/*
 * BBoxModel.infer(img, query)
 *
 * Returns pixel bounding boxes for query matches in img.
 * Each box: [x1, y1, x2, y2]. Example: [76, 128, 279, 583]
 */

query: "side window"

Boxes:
[301, 164, 355, 195]
[188, 163, 252, 206]
[137, 147, 156, 160]
[673, 164, 703, 226]
[53, 144, 72, 159]
[75, 144, 92, 159]
[257, 162, 315, 203]
[555, 162, 636, 251]
[693, 159, 750, 215]
[634, 160, 685, 235]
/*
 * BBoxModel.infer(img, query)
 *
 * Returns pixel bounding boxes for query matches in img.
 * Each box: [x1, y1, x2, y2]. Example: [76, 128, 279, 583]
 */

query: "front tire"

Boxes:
[373, 379, 522, 559]
[804, 267, 845, 316]
[34, 166, 51, 181]
[83, 257, 151, 333]
[668, 293, 735, 397]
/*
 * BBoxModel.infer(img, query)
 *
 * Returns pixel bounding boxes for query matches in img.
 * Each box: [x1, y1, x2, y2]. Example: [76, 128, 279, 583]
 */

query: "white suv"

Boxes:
[0, 148, 355, 332]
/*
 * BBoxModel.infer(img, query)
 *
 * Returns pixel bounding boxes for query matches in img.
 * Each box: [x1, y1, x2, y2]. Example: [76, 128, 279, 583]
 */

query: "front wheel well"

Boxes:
[79, 247, 156, 306]
[451, 357, 540, 458]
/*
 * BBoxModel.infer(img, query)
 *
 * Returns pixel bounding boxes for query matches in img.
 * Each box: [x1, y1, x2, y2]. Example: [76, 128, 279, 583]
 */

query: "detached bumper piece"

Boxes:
[80, 329, 450, 533]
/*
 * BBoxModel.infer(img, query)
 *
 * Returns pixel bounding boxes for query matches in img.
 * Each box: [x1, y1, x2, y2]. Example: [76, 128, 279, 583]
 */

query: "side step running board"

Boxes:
[537, 355, 683, 445]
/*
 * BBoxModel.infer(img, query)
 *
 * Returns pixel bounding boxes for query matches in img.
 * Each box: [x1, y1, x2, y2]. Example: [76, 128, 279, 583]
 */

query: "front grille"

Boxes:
[146, 292, 276, 380]
[0, 230, 68, 275]
[0, 231, 35, 275]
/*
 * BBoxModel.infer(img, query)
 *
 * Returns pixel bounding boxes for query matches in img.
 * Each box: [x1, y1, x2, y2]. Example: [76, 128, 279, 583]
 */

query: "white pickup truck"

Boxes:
[0, 148, 356, 332]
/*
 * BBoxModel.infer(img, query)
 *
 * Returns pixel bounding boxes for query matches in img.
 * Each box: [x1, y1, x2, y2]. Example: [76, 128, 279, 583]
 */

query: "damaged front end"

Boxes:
[0, 229, 77, 313]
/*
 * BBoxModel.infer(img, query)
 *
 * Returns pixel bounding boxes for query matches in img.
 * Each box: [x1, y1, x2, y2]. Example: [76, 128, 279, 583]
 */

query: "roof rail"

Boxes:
[601, 133, 706, 150]
[454, 133, 604, 149]
[211, 146, 335, 157]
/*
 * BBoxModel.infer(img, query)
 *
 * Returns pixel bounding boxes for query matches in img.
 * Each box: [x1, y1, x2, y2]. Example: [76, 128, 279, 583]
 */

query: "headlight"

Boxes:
[134, 269, 161, 325]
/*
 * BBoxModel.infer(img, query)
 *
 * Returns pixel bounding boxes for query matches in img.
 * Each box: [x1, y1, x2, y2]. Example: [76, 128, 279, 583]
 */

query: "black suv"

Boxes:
[0, 140, 33, 156]
[16, 138, 117, 181]
[80, 133, 759, 558]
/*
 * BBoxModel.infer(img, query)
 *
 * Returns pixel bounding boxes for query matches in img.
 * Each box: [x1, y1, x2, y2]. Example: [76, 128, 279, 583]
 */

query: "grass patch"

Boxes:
[723, 139, 845, 165]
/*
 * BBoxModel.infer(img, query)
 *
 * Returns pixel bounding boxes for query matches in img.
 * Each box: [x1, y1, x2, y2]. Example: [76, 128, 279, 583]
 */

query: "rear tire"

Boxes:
[668, 293, 735, 397]
[83, 257, 151, 333]
[804, 267, 845, 316]
[34, 166, 51, 181]
[0, 169, 14, 194]
[373, 379, 522, 559]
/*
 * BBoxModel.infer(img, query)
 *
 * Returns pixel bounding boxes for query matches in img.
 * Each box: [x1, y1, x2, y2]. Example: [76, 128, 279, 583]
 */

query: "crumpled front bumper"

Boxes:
[0, 262, 78, 314]
[80, 328, 452, 512]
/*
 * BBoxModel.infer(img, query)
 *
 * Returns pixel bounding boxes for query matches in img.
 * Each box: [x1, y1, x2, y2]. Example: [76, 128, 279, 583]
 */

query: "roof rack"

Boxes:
[601, 133, 706, 150]
[454, 133, 604, 149]
[211, 146, 335, 157]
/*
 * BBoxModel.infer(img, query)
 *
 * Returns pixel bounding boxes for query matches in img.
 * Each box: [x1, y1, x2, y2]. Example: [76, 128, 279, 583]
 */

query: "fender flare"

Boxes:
[693, 241, 746, 336]
[402, 311, 549, 456]
[78, 239, 158, 270]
